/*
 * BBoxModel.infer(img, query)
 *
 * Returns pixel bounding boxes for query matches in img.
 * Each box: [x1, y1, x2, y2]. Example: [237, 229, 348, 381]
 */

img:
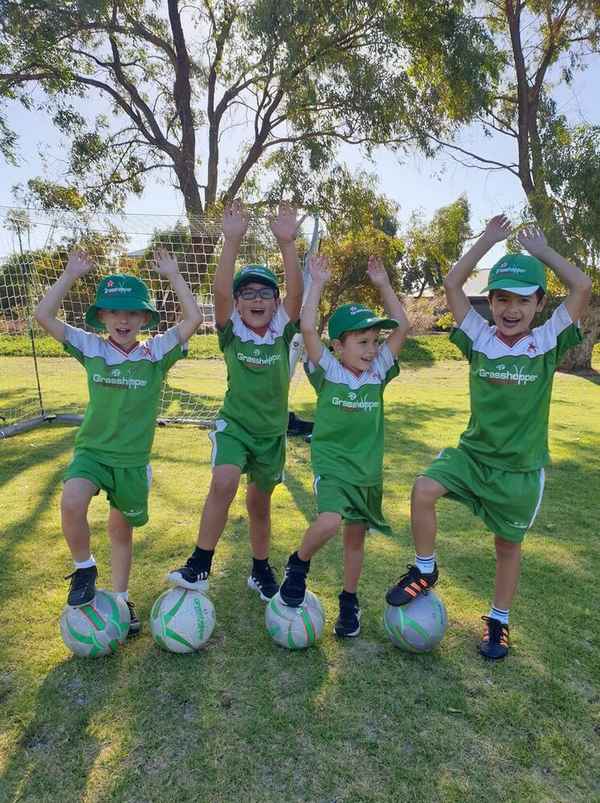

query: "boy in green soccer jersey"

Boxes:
[386, 216, 592, 659]
[168, 200, 303, 600]
[35, 250, 202, 631]
[279, 254, 410, 637]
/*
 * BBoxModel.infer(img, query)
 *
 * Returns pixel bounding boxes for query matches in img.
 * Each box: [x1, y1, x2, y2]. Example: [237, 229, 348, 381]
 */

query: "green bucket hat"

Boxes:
[484, 253, 547, 296]
[232, 264, 279, 294]
[328, 303, 398, 341]
[85, 274, 160, 331]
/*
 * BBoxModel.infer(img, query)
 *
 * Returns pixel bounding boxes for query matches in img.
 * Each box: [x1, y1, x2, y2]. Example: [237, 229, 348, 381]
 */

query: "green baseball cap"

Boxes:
[328, 303, 398, 341]
[85, 274, 160, 331]
[232, 264, 279, 294]
[484, 253, 547, 296]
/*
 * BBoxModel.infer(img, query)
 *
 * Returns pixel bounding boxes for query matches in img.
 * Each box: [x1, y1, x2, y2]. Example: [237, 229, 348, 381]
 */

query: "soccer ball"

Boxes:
[150, 587, 216, 653]
[59, 589, 130, 658]
[265, 590, 325, 650]
[383, 590, 448, 653]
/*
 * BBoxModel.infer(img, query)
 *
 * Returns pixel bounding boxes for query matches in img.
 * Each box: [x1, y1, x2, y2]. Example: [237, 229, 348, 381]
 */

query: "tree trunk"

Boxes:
[558, 296, 600, 372]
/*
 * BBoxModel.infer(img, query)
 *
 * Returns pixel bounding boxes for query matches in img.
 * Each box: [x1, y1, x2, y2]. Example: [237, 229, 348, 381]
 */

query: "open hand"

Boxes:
[153, 247, 179, 277]
[367, 255, 390, 287]
[483, 214, 512, 244]
[308, 255, 330, 286]
[517, 226, 548, 257]
[222, 199, 249, 242]
[65, 250, 94, 278]
[270, 201, 304, 244]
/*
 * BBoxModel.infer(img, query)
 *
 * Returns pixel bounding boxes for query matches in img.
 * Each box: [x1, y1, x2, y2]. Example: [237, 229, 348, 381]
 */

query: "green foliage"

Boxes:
[0, 0, 499, 217]
[435, 311, 456, 332]
[398, 196, 471, 296]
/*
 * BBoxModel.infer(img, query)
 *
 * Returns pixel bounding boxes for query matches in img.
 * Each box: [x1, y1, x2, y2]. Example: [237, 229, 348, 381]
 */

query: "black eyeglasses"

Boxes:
[237, 287, 277, 300]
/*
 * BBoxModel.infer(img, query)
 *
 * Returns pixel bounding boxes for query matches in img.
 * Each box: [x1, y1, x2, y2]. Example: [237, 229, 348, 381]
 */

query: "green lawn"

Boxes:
[1, 360, 599, 802]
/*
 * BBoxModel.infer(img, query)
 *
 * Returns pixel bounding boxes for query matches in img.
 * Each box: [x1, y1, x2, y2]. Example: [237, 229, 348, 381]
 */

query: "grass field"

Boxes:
[1, 358, 599, 803]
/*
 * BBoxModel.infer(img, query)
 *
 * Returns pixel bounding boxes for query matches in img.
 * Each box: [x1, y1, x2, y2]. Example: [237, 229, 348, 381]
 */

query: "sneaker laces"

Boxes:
[481, 616, 509, 646]
[393, 564, 431, 595]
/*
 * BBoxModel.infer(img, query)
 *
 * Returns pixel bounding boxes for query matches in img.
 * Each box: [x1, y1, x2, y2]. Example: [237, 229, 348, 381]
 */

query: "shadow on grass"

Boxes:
[0, 653, 122, 803]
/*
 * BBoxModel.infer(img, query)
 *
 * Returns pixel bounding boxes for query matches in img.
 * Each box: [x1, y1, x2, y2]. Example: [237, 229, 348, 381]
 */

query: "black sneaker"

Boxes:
[167, 557, 209, 591]
[385, 563, 439, 607]
[478, 616, 510, 660]
[334, 593, 361, 638]
[65, 565, 98, 607]
[126, 600, 141, 637]
[279, 558, 308, 607]
[247, 562, 279, 601]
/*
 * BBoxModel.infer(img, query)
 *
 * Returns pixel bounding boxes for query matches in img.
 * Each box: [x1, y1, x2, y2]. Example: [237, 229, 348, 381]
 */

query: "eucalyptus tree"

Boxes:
[0, 0, 498, 226]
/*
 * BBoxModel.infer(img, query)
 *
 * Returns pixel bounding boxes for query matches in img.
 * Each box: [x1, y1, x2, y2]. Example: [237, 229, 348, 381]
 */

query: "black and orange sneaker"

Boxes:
[385, 563, 438, 607]
[478, 616, 510, 660]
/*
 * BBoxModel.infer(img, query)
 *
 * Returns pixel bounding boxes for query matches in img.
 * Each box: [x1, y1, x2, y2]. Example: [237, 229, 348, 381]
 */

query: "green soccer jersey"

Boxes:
[217, 306, 299, 437]
[64, 325, 187, 467]
[306, 343, 399, 486]
[450, 303, 582, 472]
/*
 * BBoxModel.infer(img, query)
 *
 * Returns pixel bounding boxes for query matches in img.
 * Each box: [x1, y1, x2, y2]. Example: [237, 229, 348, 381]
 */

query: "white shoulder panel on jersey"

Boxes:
[230, 304, 290, 345]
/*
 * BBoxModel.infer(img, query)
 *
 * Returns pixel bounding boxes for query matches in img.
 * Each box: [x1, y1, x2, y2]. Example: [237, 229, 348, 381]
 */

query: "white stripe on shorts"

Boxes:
[526, 467, 545, 530]
[208, 418, 228, 469]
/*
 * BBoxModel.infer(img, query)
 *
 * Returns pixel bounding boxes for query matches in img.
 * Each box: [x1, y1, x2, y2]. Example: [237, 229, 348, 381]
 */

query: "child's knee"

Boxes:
[495, 535, 521, 557]
[412, 476, 442, 507]
[210, 471, 239, 503]
[316, 512, 342, 537]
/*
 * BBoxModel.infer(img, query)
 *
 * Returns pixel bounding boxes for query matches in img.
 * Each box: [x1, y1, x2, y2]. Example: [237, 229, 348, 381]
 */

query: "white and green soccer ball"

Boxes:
[59, 590, 130, 658]
[150, 588, 216, 653]
[383, 590, 448, 653]
[265, 590, 325, 650]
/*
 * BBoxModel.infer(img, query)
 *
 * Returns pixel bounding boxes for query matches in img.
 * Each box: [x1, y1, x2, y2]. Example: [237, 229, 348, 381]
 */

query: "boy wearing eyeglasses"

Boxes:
[168, 200, 303, 600]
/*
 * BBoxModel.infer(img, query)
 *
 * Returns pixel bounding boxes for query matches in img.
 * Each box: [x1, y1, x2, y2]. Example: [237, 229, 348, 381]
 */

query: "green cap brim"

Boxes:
[85, 300, 160, 331]
[331, 316, 398, 340]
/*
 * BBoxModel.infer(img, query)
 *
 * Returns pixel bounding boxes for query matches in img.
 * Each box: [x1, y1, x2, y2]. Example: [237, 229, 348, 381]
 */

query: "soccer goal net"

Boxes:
[0, 206, 318, 438]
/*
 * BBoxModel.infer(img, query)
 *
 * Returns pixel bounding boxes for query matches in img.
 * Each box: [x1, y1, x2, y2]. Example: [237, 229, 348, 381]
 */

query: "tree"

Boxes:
[431, 1, 600, 368]
[398, 196, 471, 297]
[0, 0, 499, 227]
[315, 169, 404, 331]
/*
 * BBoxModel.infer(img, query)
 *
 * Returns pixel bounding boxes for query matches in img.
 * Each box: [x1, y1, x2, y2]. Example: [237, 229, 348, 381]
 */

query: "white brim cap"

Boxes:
[493, 285, 540, 296]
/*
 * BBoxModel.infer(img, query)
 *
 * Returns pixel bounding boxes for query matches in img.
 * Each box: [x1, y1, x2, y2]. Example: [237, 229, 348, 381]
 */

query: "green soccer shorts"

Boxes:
[64, 450, 152, 527]
[314, 475, 392, 536]
[209, 418, 286, 493]
[422, 446, 545, 543]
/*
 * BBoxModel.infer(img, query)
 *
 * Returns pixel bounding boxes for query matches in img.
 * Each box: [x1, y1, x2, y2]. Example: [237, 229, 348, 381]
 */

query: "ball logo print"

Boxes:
[265, 591, 325, 649]
[59, 590, 130, 658]
[383, 590, 448, 652]
[150, 587, 215, 653]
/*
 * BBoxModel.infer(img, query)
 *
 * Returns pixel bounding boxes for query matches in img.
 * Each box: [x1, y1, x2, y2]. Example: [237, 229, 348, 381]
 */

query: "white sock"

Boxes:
[489, 606, 509, 625]
[74, 554, 96, 570]
[415, 554, 435, 574]
[115, 590, 129, 601]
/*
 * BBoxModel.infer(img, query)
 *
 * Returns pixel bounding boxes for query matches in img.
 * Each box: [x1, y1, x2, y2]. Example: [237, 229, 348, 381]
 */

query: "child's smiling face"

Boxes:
[333, 326, 381, 374]
[98, 308, 150, 349]
[489, 289, 545, 341]
[234, 282, 279, 332]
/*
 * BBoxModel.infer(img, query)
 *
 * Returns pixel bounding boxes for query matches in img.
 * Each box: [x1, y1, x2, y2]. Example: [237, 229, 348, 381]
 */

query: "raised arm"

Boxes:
[153, 249, 203, 343]
[444, 215, 512, 325]
[517, 227, 592, 323]
[270, 202, 303, 321]
[300, 255, 329, 365]
[34, 250, 94, 342]
[215, 200, 249, 328]
[367, 256, 411, 358]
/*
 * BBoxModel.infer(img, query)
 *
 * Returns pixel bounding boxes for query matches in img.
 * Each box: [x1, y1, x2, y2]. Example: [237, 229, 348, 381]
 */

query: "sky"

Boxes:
[1, 45, 598, 291]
